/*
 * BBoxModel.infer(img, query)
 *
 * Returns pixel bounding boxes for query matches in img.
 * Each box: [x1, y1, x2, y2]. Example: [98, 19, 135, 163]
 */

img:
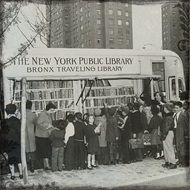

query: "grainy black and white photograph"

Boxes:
[0, 0, 189, 189]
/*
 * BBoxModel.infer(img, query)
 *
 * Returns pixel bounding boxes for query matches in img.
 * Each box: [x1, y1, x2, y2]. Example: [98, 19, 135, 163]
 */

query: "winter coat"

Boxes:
[176, 112, 188, 156]
[161, 112, 174, 141]
[3, 116, 21, 163]
[49, 128, 65, 147]
[149, 115, 163, 145]
[25, 109, 37, 153]
[86, 124, 99, 154]
[95, 115, 107, 147]
[35, 111, 52, 138]
[105, 108, 119, 143]
[131, 111, 146, 134]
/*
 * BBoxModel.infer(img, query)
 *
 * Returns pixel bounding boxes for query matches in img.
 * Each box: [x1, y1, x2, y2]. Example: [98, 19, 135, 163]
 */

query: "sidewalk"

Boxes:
[1, 158, 189, 189]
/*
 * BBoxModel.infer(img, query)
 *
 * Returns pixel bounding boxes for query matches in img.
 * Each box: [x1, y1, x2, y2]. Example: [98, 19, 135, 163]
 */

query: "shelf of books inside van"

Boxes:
[13, 79, 135, 119]
[14, 80, 75, 120]
[83, 81, 135, 114]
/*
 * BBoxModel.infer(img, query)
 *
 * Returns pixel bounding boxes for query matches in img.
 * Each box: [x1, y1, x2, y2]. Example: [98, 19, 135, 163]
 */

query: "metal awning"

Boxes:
[7, 74, 161, 81]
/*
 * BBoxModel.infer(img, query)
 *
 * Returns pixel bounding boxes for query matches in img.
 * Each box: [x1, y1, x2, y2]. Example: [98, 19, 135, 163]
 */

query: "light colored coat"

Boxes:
[95, 115, 107, 147]
[35, 110, 52, 138]
[25, 109, 37, 153]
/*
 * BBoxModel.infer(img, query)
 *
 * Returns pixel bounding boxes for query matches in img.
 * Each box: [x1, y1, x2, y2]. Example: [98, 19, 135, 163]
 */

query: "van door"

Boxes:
[168, 76, 179, 101]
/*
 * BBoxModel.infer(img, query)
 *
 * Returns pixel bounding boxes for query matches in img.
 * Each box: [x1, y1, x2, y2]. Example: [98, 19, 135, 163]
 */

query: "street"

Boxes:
[1, 158, 189, 189]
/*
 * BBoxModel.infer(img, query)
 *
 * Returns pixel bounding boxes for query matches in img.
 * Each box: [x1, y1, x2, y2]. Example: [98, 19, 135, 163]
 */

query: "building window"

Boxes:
[80, 7, 83, 12]
[97, 29, 101, 35]
[109, 9, 113, 15]
[125, 21, 129, 26]
[109, 29, 114, 35]
[81, 43, 84, 48]
[117, 10, 122, 16]
[109, 19, 114, 25]
[97, 19, 101, 24]
[80, 16, 83, 22]
[109, 38, 114, 44]
[97, 10, 101, 15]
[80, 25, 84, 30]
[118, 28, 123, 36]
[125, 3, 128, 7]
[125, 12, 129, 17]
[118, 20, 122, 25]
[118, 39, 123, 44]
[97, 39, 101, 44]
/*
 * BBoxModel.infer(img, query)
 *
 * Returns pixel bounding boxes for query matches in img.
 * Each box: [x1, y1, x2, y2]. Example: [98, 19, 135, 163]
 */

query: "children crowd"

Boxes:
[0, 92, 189, 180]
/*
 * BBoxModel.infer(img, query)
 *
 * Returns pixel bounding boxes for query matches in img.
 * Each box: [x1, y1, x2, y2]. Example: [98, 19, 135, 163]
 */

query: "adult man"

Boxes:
[173, 101, 188, 167]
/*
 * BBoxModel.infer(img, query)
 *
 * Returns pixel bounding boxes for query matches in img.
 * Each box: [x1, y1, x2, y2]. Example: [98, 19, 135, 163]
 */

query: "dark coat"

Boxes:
[121, 115, 132, 138]
[131, 111, 146, 134]
[105, 108, 119, 143]
[176, 112, 188, 156]
[149, 115, 163, 145]
[74, 120, 86, 141]
[49, 128, 65, 147]
[161, 112, 174, 140]
[86, 124, 99, 154]
[2, 116, 21, 164]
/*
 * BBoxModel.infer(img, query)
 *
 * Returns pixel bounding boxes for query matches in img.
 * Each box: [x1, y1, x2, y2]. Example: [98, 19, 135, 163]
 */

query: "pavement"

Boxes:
[1, 158, 189, 189]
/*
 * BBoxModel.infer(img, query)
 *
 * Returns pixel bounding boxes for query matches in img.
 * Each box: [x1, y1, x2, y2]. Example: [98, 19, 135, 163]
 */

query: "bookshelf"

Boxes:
[84, 85, 135, 114]
[14, 80, 135, 119]
[14, 80, 74, 120]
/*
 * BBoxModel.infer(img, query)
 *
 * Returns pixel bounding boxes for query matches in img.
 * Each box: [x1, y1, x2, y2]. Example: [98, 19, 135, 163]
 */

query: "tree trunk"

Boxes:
[21, 77, 28, 184]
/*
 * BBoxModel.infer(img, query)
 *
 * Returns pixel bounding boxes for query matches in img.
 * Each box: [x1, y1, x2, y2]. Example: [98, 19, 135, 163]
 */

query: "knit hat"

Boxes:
[164, 103, 173, 112]
[94, 108, 101, 117]
[5, 103, 17, 115]
[121, 106, 129, 114]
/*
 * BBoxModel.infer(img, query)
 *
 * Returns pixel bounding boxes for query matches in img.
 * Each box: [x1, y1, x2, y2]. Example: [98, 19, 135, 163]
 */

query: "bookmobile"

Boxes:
[2, 48, 186, 183]
[3, 48, 186, 118]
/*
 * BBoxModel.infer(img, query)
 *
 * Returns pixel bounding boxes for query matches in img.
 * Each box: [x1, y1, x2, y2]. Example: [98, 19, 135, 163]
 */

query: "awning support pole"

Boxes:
[21, 77, 28, 184]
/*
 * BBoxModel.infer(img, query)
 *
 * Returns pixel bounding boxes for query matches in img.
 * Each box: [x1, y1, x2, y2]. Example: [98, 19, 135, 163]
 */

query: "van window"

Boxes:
[178, 78, 184, 92]
[152, 62, 165, 91]
[171, 78, 176, 96]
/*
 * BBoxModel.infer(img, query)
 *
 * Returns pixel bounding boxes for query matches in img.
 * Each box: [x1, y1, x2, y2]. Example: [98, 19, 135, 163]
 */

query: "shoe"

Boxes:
[162, 162, 169, 168]
[10, 176, 15, 180]
[87, 166, 93, 170]
[44, 167, 51, 170]
[19, 174, 23, 179]
[91, 164, 98, 168]
[168, 164, 177, 169]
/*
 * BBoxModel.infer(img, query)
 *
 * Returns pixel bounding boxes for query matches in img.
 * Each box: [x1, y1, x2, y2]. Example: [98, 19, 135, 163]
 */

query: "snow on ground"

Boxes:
[1, 158, 189, 189]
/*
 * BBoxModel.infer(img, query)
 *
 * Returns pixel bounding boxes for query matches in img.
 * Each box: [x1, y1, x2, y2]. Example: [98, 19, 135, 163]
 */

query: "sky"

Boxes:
[3, 2, 163, 61]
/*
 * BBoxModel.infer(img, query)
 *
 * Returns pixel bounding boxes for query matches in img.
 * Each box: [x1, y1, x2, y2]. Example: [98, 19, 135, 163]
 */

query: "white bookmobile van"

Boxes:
[3, 48, 186, 115]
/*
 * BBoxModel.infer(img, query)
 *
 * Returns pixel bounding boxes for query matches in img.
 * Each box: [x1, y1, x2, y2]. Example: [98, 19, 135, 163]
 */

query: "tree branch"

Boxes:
[0, 3, 22, 38]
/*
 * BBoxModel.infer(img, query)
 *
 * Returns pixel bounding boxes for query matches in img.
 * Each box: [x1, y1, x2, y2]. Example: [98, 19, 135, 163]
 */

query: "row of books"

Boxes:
[15, 81, 74, 90]
[85, 87, 134, 97]
[27, 89, 74, 100]
[85, 96, 135, 107]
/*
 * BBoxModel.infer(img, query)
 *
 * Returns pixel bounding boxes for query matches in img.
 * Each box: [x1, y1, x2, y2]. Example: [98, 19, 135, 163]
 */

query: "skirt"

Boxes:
[8, 144, 21, 165]
[36, 137, 51, 159]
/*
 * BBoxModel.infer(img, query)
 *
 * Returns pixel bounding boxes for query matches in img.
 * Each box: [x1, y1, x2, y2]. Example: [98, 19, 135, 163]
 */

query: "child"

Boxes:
[3, 104, 23, 180]
[86, 115, 100, 169]
[149, 105, 163, 159]
[49, 124, 65, 172]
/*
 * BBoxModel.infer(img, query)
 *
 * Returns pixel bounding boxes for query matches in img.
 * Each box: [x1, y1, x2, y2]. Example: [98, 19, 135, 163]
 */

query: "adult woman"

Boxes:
[25, 100, 37, 172]
[35, 102, 56, 170]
